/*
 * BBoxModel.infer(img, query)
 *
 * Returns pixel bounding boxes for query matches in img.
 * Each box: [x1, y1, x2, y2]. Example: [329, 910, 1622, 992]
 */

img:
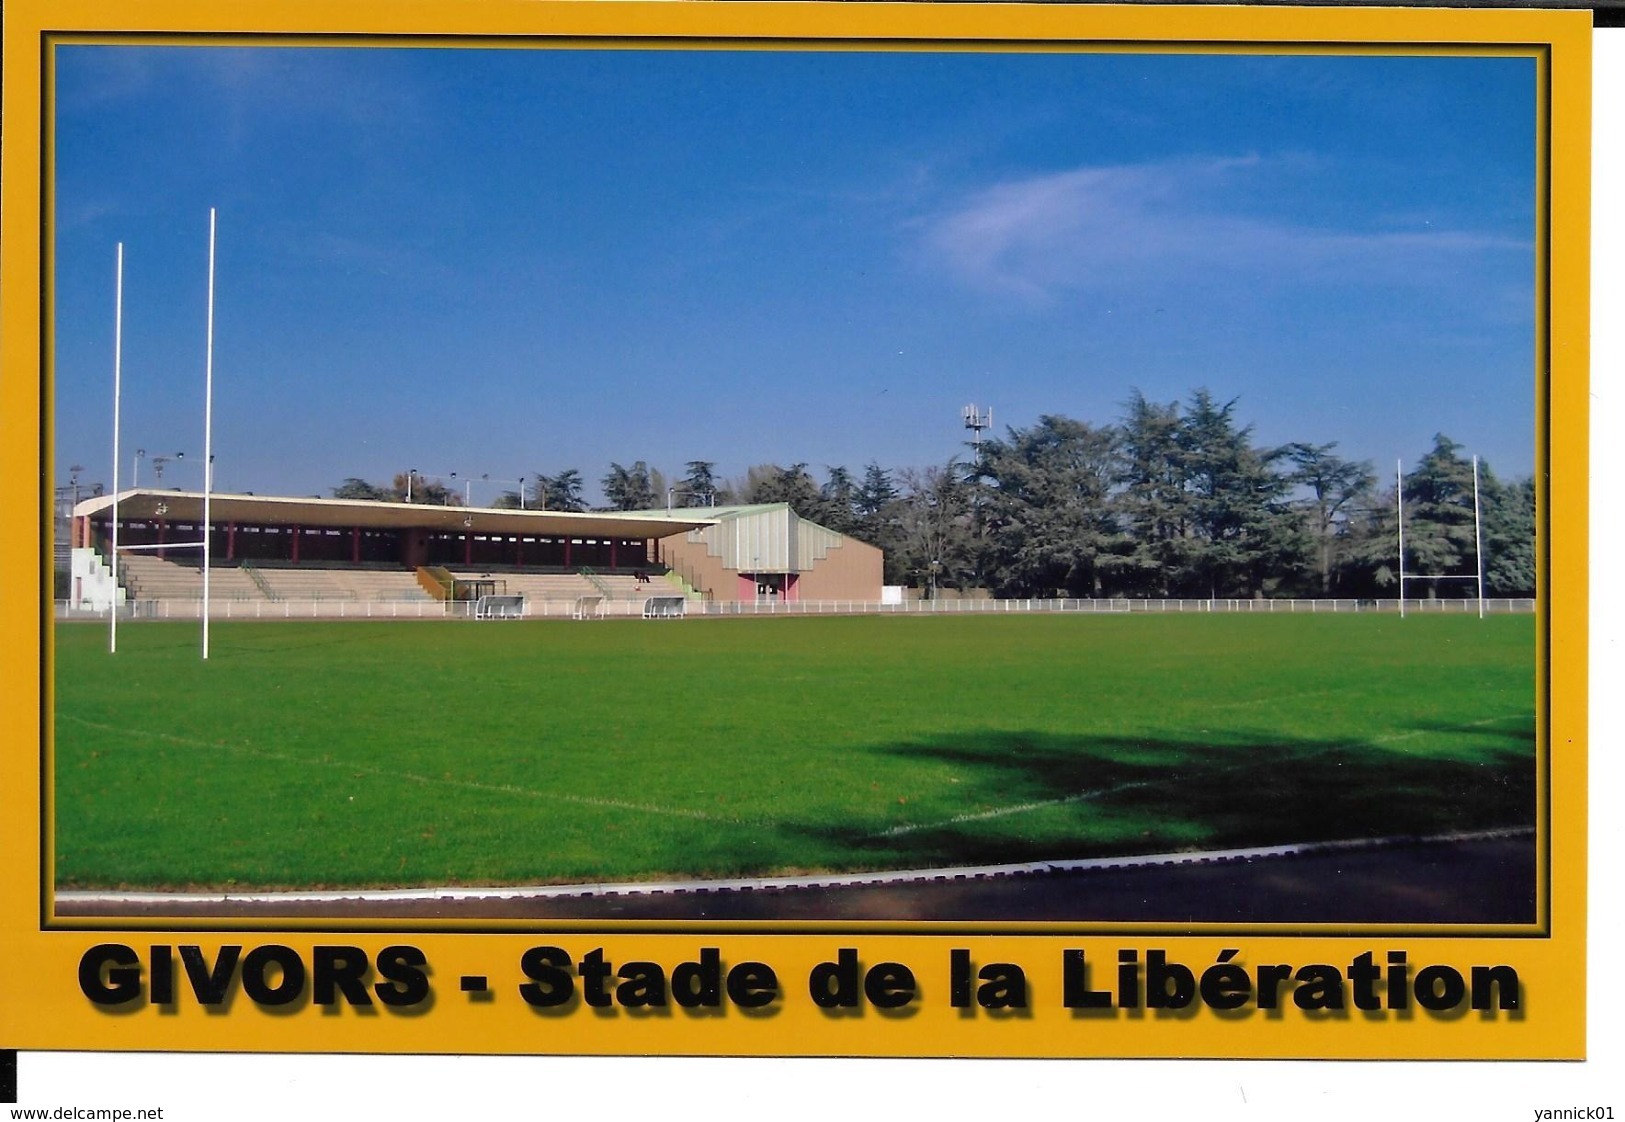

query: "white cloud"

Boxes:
[917, 155, 1529, 304]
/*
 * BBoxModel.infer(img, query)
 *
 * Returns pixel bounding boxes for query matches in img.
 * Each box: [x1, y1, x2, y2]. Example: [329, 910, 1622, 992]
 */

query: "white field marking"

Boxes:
[876, 778, 1156, 838]
[60, 714, 738, 825]
[54, 826, 1536, 906]
[874, 713, 1534, 839]
[1200, 686, 1339, 710]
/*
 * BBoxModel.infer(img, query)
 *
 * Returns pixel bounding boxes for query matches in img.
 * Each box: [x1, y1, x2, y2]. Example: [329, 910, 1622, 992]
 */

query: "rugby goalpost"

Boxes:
[1395, 455, 1485, 620]
[109, 210, 219, 659]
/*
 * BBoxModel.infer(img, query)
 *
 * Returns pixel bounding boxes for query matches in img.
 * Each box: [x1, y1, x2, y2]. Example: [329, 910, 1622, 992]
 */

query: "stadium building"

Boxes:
[67, 490, 883, 611]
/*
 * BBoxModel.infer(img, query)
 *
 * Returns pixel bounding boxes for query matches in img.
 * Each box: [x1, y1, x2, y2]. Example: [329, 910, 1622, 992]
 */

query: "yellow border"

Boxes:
[1, 1, 1590, 1059]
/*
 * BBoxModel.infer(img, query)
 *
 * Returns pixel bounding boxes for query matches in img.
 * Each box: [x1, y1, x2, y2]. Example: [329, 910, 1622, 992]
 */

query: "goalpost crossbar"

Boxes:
[115, 541, 207, 552]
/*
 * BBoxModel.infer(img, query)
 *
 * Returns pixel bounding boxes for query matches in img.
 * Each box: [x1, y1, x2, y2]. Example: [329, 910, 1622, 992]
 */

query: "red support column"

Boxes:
[291, 525, 301, 563]
[564, 538, 572, 567]
[610, 539, 618, 570]
[352, 526, 361, 564]
[157, 519, 167, 560]
[226, 522, 236, 561]
[464, 532, 473, 566]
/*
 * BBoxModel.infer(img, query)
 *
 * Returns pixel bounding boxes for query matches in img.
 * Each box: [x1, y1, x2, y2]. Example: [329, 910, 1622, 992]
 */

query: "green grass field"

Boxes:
[53, 613, 1536, 891]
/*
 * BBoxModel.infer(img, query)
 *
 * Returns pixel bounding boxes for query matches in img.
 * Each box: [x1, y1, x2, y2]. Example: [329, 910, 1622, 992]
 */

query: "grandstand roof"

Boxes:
[654, 503, 790, 518]
[73, 490, 715, 539]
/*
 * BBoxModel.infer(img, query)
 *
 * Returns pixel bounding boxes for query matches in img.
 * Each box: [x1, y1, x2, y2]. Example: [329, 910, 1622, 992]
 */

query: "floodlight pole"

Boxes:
[478, 475, 527, 509]
[666, 486, 714, 513]
[202, 209, 216, 661]
[1473, 454, 1485, 619]
[1396, 459, 1405, 619]
[110, 244, 123, 654]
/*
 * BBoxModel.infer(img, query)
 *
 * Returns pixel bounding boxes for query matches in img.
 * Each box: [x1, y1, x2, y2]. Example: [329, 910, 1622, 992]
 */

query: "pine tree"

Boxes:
[979, 415, 1119, 597]
[1402, 435, 1479, 598]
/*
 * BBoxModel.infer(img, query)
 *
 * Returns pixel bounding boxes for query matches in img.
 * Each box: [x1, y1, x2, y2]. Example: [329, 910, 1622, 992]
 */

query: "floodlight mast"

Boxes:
[666, 486, 715, 513]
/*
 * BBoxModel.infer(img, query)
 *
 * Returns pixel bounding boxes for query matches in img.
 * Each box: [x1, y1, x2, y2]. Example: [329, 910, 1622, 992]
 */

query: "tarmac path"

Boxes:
[57, 834, 1535, 926]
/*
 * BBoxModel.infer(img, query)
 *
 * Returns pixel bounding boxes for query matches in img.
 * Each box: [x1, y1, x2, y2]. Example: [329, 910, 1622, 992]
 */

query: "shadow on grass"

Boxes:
[52, 719, 1538, 924]
[765, 720, 1536, 874]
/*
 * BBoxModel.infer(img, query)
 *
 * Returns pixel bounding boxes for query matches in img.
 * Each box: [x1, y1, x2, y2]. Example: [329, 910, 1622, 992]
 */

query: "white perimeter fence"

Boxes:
[55, 596, 1536, 622]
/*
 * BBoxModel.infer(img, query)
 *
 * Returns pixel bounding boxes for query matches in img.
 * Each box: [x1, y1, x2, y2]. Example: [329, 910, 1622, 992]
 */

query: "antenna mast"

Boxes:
[962, 404, 992, 453]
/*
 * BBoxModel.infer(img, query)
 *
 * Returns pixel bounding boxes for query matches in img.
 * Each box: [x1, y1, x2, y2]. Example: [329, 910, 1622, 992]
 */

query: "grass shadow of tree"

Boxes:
[766, 721, 1535, 873]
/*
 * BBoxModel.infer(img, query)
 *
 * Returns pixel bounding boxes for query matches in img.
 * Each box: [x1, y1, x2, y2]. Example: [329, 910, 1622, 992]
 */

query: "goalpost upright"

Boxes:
[1472, 454, 1485, 619]
[104, 211, 218, 660]
[109, 244, 122, 653]
[1397, 458, 1406, 619]
[202, 208, 216, 661]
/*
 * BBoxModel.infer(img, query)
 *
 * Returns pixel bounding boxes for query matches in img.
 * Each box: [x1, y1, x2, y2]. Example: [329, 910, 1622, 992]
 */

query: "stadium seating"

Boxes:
[118, 553, 265, 601]
[252, 565, 432, 602]
[117, 555, 433, 603]
[114, 556, 667, 611]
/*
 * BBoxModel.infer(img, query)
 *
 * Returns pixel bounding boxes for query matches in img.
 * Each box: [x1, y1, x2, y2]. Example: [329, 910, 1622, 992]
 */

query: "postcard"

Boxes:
[0, 0, 1592, 1071]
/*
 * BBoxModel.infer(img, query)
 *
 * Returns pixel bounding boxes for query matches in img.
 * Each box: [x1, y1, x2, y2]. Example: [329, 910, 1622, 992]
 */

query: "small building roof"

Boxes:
[626, 501, 858, 574]
[73, 490, 715, 540]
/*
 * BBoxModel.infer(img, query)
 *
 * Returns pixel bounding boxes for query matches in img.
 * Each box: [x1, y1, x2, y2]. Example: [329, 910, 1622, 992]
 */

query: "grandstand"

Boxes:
[66, 490, 884, 614]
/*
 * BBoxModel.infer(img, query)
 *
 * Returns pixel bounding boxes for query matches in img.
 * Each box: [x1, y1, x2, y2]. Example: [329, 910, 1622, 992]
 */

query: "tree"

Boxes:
[1401, 434, 1480, 597]
[531, 469, 586, 512]
[601, 461, 663, 511]
[1339, 485, 1402, 596]
[1177, 390, 1309, 598]
[677, 461, 718, 507]
[331, 477, 395, 502]
[853, 462, 899, 543]
[978, 415, 1120, 597]
[1482, 473, 1535, 596]
[1113, 391, 1193, 596]
[893, 463, 976, 596]
[738, 463, 823, 512]
[387, 473, 459, 505]
[1283, 442, 1376, 594]
[845, 462, 907, 580]
[818, 465, 859, 534]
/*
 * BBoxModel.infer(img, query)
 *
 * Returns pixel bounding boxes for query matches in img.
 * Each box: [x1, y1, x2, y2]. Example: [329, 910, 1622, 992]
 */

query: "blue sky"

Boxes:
[52, 45, 1537, 503]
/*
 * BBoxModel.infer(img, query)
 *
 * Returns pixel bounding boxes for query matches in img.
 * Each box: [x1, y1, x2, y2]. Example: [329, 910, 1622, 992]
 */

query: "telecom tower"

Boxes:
[963, 404, 992, 452]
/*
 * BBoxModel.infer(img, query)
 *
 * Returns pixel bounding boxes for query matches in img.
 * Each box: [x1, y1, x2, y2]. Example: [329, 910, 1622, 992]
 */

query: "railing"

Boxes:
[662, 566, 703, 601]
[578, 567, 615, 599]
[665, 557, 712, 601]
[699, 597, 1538, 616]
[52, 596, 1537, 622]
[417, 566, 453, 602]
[239, 559, 279, 602]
